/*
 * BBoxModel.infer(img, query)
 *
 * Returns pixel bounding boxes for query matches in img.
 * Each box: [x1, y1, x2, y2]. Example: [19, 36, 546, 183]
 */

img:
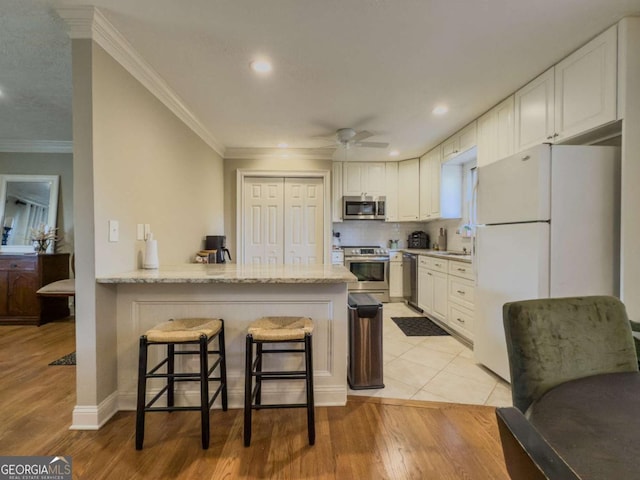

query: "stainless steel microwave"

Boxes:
[343, 196, 386, 220]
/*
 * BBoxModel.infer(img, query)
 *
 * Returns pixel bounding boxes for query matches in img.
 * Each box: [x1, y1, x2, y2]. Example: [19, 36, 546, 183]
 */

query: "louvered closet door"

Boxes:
[284, 177, 324, 264]
[243, 178, 284, 264]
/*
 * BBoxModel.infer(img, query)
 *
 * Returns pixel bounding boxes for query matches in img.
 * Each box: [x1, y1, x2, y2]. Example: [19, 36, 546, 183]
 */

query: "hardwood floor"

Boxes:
[0, 320, 510, 479]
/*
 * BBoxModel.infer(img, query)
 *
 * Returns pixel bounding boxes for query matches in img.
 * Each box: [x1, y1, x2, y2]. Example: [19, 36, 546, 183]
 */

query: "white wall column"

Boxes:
[619, 18, 640, 318]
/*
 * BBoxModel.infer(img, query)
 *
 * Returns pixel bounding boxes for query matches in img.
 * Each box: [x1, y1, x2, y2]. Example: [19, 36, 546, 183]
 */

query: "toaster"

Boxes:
[407, 231, 429, 249]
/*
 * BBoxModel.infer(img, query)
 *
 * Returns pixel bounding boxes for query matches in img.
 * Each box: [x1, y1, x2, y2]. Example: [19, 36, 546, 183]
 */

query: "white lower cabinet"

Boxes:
[447, 260, 475, 341]
[448, 303, 474, 340]
[389, 251, 403, 299]
[432, 270, 448, 322]
[418, 263, 433, 314]
[418, 256, 448, 322]
[418, 256, 475, 340]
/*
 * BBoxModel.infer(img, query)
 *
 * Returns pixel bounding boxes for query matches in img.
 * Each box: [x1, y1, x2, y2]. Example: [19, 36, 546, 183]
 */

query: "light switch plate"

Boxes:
[108, 220, 119, 242]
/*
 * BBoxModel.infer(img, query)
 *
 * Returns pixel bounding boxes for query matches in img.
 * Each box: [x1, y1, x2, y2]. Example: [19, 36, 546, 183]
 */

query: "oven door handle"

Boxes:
[345, 257, 390, 262]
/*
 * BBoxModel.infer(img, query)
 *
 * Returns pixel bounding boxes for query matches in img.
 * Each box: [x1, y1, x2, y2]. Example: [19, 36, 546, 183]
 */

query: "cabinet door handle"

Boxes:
[456, 290, 466, 295]
[546, 136, 553, 140]
[521, 155, 530, 161]
[427, 272, 432, 276]
[456, 268, 466, 272]
[457, 317, 465, 324]
[10, 263, 17, 268]
[553, 133, 559, 138]
[435, 263, 442, 267]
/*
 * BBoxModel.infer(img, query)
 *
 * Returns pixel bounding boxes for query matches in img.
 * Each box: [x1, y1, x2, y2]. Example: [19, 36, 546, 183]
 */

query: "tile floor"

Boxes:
[348, 302, 513, 407]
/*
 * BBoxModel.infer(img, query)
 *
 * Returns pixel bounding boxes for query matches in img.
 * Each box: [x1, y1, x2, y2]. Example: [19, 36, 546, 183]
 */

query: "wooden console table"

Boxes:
[0, 253, 70, 326]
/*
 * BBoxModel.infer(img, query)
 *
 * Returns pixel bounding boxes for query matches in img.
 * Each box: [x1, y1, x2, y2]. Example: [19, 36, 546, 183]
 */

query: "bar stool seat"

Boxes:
[146, 318, 222, 342]
[248, 316, 313, 340]
[136, 317, 228, 450]
[244, 316, 315, 447]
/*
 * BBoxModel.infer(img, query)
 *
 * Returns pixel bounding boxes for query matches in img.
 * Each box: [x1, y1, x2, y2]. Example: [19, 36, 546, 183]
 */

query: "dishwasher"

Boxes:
[402, 252, 421, 311]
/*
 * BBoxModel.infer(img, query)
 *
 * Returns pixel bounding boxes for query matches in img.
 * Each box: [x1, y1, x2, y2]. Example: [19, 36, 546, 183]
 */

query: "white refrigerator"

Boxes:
[474, 144, 620, 381]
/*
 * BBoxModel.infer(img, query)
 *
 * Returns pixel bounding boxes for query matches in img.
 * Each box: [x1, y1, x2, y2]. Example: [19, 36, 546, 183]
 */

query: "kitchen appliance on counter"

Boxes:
[402, 252, 420, 311]
[407, 231, 429, 249]
[475, 144, 620, 381]
[343, 246, 390, 302]
[205, 235, 232, 264]
[343, 196, 386, 220]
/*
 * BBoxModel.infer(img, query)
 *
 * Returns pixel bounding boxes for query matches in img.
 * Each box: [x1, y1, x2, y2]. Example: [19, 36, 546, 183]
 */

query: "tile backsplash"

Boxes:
[333, 219, 473, 252]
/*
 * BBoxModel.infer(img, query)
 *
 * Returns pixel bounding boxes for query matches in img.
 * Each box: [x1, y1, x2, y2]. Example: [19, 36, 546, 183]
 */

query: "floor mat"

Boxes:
[392, 317, 450, 337]
[49, 352, 76, 365]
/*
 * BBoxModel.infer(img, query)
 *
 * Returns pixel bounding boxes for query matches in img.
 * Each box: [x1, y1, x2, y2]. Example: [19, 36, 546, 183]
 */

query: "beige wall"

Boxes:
[0, 152, 74, 253]
[72, 39, 225, 421]
[223, 157, 332, 260]
[92, 46, 224, 276]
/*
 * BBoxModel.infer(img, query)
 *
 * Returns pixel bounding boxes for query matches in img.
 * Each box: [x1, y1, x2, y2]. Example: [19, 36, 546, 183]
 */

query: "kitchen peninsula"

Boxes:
[97, 263, 356, 411]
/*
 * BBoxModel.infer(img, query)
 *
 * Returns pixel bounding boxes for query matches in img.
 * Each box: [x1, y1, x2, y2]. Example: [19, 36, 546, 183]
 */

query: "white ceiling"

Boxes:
[2, 0, 640, 161]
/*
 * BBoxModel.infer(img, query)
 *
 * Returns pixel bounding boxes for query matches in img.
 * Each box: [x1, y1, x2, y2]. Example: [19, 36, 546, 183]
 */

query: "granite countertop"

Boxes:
[401, 249, 472, 263]
[96, 263, 357, 284]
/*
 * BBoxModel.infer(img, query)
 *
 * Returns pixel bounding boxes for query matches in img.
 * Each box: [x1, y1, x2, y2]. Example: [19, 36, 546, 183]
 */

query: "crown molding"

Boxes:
[224, 147, 336, 160]
[55, 6, 225, 158]
[0, 140, 73, 153]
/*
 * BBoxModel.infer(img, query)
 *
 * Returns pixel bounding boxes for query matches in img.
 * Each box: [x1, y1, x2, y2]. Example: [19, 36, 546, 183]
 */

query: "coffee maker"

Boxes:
[205, 235, 232, 263]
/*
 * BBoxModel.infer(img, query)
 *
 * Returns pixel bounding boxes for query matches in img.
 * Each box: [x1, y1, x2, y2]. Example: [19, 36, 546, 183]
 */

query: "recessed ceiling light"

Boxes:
[432, 105, 449, 116]
[389, 150, 399, 157]
[278, 142, 288, 148]
[250, 60, 272, 74]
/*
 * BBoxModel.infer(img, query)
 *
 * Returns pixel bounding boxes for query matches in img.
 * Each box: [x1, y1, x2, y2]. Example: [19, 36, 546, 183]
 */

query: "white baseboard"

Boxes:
[118, 384, 347, 411]
[70, 391, 119, 430]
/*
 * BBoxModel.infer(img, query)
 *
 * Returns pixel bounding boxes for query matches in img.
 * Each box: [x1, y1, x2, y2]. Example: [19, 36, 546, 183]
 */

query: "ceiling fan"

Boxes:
[319, 128, 389, 149]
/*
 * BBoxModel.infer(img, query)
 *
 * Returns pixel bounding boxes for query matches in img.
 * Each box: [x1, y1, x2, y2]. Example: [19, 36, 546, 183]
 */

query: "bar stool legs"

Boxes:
[304, 333, 315, 445]
[244, 323, 315, 447]
[135, 318, 227, 450]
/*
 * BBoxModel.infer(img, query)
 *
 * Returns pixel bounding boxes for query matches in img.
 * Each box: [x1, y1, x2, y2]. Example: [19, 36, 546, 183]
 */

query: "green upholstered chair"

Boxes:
[630, 319, 640, 365]
[503, 295, 639, 415]
[497, 296, 640, 479]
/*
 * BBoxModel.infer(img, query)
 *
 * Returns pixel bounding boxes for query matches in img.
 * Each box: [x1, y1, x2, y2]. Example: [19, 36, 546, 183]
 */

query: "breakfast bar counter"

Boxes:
[97, 264, 356, 411]
[97, 263, 356, 284]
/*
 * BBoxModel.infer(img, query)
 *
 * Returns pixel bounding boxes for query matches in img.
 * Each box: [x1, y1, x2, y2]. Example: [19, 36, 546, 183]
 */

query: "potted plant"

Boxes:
[30, 225, 58, 253]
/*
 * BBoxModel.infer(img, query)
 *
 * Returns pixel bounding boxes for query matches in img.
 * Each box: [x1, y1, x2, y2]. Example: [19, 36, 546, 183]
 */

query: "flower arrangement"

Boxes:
[30, 225, 58, 253]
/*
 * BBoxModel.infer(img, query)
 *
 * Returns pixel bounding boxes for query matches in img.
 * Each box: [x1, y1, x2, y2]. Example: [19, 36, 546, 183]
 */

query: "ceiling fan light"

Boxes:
[250, 60, 272, 74]
[432, 105, 449, 115]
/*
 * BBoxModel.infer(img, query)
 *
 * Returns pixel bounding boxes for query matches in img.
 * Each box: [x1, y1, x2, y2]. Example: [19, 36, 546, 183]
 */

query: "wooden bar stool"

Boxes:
[136, 317, 228, 450]
[244, 316, 315, 447]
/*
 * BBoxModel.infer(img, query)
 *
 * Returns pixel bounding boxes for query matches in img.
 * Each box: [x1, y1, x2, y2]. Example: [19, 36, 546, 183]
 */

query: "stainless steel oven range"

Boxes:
[343, 246, 390, 303]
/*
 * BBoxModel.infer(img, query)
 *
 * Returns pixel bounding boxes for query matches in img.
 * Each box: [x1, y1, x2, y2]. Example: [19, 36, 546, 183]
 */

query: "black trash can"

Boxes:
[347, 293, 384, 389]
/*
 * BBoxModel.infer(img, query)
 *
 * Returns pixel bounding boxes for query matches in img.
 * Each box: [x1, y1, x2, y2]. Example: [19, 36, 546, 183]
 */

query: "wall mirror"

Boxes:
[0, 174, 60, 253]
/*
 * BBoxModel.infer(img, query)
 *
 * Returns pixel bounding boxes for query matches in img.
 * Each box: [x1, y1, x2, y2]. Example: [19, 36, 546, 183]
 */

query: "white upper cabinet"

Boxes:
[331, 162, 343, 222]
[515, 25, 618, 152]
[442, 122, 477, 162]
[514, 67, 555, 152]
[477, 96, 515, 167]
[385, 161, 399, 222]
[419, 148, 441, 220]
[398, 158, 420, 221]
[419, 147, 462, 221]
[342, 162, 386, 197]
[554, 25, 617, 141]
